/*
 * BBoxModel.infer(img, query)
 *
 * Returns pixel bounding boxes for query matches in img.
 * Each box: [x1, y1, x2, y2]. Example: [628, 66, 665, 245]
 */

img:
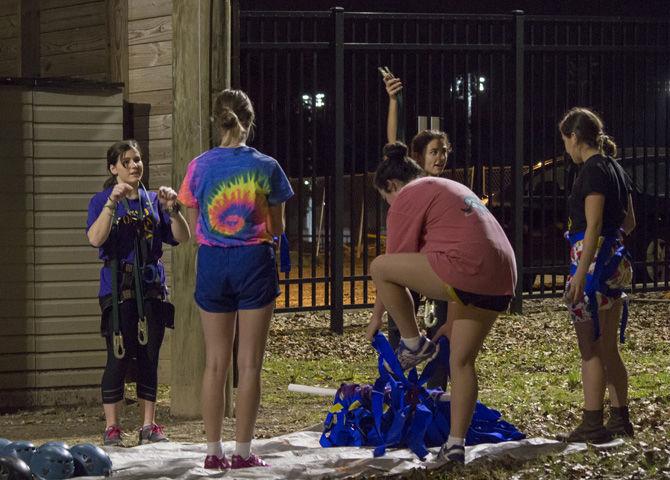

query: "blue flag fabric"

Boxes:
[320, 333, 524, 459]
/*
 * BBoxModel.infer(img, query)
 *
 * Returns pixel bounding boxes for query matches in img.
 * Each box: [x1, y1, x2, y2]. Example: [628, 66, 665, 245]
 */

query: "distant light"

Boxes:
[315, 93, 325, 108]
[304, 180, 310, 185]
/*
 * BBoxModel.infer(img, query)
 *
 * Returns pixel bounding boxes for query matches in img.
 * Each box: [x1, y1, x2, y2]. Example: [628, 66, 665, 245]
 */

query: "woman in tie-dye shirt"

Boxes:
[178, 89, 293, 470]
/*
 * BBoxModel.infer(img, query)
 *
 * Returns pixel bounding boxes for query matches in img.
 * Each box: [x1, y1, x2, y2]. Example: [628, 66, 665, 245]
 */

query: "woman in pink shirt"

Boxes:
[366, 142, 516, 464]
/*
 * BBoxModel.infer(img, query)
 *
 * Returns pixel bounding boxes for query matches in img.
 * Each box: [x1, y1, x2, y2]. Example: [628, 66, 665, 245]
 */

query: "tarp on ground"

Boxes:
[86, 430, 596, 479]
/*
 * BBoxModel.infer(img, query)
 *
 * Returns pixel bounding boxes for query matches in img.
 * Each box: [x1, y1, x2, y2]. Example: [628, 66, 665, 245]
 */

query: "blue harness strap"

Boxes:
[320, 332, 524, 459]
[567, 230, 630, 342]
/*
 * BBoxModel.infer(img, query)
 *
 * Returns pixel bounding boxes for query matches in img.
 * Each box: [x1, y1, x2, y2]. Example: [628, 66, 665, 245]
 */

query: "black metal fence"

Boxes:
[236, 9, 670, 328]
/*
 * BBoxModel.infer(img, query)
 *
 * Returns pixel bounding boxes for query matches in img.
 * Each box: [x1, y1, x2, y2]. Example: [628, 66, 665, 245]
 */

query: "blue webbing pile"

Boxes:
[320, 333, 524, 460]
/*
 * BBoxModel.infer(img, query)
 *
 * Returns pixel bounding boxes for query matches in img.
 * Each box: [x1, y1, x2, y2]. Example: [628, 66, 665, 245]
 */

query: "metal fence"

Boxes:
[236, 9, 670, 328]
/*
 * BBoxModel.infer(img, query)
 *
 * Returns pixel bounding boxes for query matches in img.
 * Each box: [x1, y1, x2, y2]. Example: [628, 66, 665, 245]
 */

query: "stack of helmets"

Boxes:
[0, 438, 112, 479]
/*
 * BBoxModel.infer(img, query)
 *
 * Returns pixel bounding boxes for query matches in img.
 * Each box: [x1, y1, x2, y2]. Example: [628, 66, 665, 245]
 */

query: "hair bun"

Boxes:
[382, 141, 408, 162]
[219, 107, 239, 129]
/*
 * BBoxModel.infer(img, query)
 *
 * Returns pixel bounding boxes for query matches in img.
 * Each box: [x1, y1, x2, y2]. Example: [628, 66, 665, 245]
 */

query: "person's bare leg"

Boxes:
[139, 399, 156, 426]
[599, 302, 628, 407]
[200, 309, 237, 443]
[235, 302, 274, 444]
[447, 304, 497, 439]
[574, 321, 606, 411]
[104, 401, 122, 428]
[370, 253, 451, 338]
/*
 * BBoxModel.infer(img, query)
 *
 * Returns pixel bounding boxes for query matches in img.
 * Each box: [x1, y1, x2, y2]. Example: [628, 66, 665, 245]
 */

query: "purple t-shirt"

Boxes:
[177, 146, 294, 247]
[86, 187, 178, 298]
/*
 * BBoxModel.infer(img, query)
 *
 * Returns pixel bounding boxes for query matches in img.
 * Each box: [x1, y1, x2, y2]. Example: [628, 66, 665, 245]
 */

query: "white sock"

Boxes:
[401, 335, 421, 351]
[446, 436, 465, 449]
[207, 441, 223, 458]
[234, 441, 251, 459]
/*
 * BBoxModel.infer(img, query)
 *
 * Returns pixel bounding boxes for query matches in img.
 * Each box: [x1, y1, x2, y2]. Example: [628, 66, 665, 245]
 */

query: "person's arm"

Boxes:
[87, 183, 133, 247]
[186, 207, 199, 239]
[567, 193, 604, 303]
[167, 205, 190, 243]
[366, 296, 386, 341]
[157, 186, 190, 243]
[622, 194, 636, 235]
[266, 203, 286, 236]
[383, 75, 403, 144]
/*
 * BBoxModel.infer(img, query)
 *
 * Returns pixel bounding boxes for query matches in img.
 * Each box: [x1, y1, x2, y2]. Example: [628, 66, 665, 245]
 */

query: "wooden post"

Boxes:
[107, 0, 129, 97]
[210, 0, 235, 419]
[19, 0, 39, 77]
[171, 0, 213, 418]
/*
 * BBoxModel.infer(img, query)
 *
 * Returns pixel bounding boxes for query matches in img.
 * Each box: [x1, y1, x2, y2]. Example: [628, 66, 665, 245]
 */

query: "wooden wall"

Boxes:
[0, 86, 124, 409]
[0, 0, 20, 76]
[39, 0, 108, 79]
[0, 0, 178, 407]
[128, 0, 175, 380]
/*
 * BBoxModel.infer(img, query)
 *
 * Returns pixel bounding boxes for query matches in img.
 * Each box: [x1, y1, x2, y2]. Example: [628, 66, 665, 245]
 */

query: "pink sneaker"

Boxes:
[204, 455, 230, 470]
[230, 453, 269, 469]
[103, 425, 124, 446]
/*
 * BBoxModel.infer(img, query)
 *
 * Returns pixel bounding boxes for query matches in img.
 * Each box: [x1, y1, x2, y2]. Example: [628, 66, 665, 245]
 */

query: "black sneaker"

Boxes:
[438, 444, 465, 465]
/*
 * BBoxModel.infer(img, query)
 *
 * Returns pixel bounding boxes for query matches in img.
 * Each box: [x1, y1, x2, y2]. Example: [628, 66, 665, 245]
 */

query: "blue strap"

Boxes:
[620, 297, 629, 343]
[568, 231, 619, 340]
[279, 232, 291, 273]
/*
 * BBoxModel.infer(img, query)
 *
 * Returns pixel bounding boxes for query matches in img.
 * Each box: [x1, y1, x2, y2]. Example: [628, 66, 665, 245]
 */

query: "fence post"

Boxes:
[330, 7, 344, 333]
[511, 10, 525, 314]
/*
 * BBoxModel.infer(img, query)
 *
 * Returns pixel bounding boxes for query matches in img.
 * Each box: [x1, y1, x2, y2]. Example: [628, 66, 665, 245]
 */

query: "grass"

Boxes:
[257, 298, 670, 479]
[0, 298, 668, 478]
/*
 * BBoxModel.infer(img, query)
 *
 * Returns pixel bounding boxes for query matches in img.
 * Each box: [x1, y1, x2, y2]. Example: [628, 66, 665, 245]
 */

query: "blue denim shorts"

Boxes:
[195, 243, 280, 313]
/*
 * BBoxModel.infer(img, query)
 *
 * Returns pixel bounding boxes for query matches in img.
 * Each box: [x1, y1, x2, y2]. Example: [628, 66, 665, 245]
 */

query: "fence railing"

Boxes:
[236, 8, 670, 329]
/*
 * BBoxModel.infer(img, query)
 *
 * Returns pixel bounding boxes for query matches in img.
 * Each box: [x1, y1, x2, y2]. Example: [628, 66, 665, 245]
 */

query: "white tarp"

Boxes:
[85, 430, 608, 479]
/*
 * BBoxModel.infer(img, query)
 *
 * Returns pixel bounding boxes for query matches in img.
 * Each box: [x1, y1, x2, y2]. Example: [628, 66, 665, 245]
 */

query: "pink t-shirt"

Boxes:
[386, 177, 517, 296]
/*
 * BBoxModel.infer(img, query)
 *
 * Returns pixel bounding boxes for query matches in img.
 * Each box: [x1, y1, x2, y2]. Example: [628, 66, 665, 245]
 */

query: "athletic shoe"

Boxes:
[103, 425, 124, 446]
[204, 455, 230, 470]
[139, 423, 169, 444]
[392, 336, 439, 371]
[230, 453, 269, 469]
[437, 444, 465, 465]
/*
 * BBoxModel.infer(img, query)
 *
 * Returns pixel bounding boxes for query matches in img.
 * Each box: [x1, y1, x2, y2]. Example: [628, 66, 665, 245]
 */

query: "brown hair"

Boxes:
[103, 139, 141, 189]
[559, 107, 617, 158]
[212, 89, 255, 146]
[410, 129, 451, 170]
[375, 142, 425, 192]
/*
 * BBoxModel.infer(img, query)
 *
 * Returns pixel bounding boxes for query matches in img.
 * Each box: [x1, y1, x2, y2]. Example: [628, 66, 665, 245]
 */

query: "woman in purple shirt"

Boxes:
[87, 140, 190, 446]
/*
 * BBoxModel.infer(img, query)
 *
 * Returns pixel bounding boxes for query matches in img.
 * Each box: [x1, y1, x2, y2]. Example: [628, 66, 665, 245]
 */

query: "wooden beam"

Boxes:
[171, 0, 212, 419]
[19, 0, 39, 77]
[107, 0, 129, 97]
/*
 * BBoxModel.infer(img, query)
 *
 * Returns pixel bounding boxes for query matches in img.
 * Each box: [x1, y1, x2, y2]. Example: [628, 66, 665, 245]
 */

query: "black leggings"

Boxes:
[387, 290, 449, 389]
[101, 300, 165, 404]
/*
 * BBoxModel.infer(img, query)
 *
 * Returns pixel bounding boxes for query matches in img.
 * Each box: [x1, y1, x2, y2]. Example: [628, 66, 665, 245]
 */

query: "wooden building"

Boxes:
[0, 0, 186, 411]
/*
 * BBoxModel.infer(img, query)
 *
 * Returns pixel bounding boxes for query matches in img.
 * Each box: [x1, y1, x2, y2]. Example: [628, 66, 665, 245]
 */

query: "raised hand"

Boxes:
[384, 75, 403, 99]
[109, 182, 133, 202]
[157, 186, 178, 210]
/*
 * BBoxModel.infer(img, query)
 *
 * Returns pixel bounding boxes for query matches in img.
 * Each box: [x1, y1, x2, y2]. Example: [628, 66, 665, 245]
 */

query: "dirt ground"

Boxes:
[1, 294, 669, 468]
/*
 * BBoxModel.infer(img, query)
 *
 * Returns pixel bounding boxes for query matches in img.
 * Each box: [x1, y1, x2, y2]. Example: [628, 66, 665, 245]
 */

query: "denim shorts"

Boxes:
[195, 243, 280, 313]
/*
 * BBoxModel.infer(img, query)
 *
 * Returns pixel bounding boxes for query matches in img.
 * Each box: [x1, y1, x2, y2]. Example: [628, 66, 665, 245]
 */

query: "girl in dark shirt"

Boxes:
[558, 108, 636, 443]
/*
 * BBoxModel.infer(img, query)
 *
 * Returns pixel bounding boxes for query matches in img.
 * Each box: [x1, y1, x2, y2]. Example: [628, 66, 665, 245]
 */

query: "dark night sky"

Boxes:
[240, 0, 670, 17]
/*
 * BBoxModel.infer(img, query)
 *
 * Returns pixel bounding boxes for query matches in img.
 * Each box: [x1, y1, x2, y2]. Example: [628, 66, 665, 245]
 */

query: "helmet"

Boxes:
[39, 442, 70, 452]
[0, 442, 36, 464]
[69, 444, 112, 477]
[29, 445, 74, 480]
[0, 455, 33, 480]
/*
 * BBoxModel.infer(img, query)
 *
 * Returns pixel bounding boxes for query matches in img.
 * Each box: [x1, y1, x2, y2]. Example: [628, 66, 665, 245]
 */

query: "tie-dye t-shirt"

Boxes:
[177, 146, 294, 247]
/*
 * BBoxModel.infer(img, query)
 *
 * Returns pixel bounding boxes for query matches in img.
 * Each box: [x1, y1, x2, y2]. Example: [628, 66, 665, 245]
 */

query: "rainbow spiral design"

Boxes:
[207, 172, 270, 237]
